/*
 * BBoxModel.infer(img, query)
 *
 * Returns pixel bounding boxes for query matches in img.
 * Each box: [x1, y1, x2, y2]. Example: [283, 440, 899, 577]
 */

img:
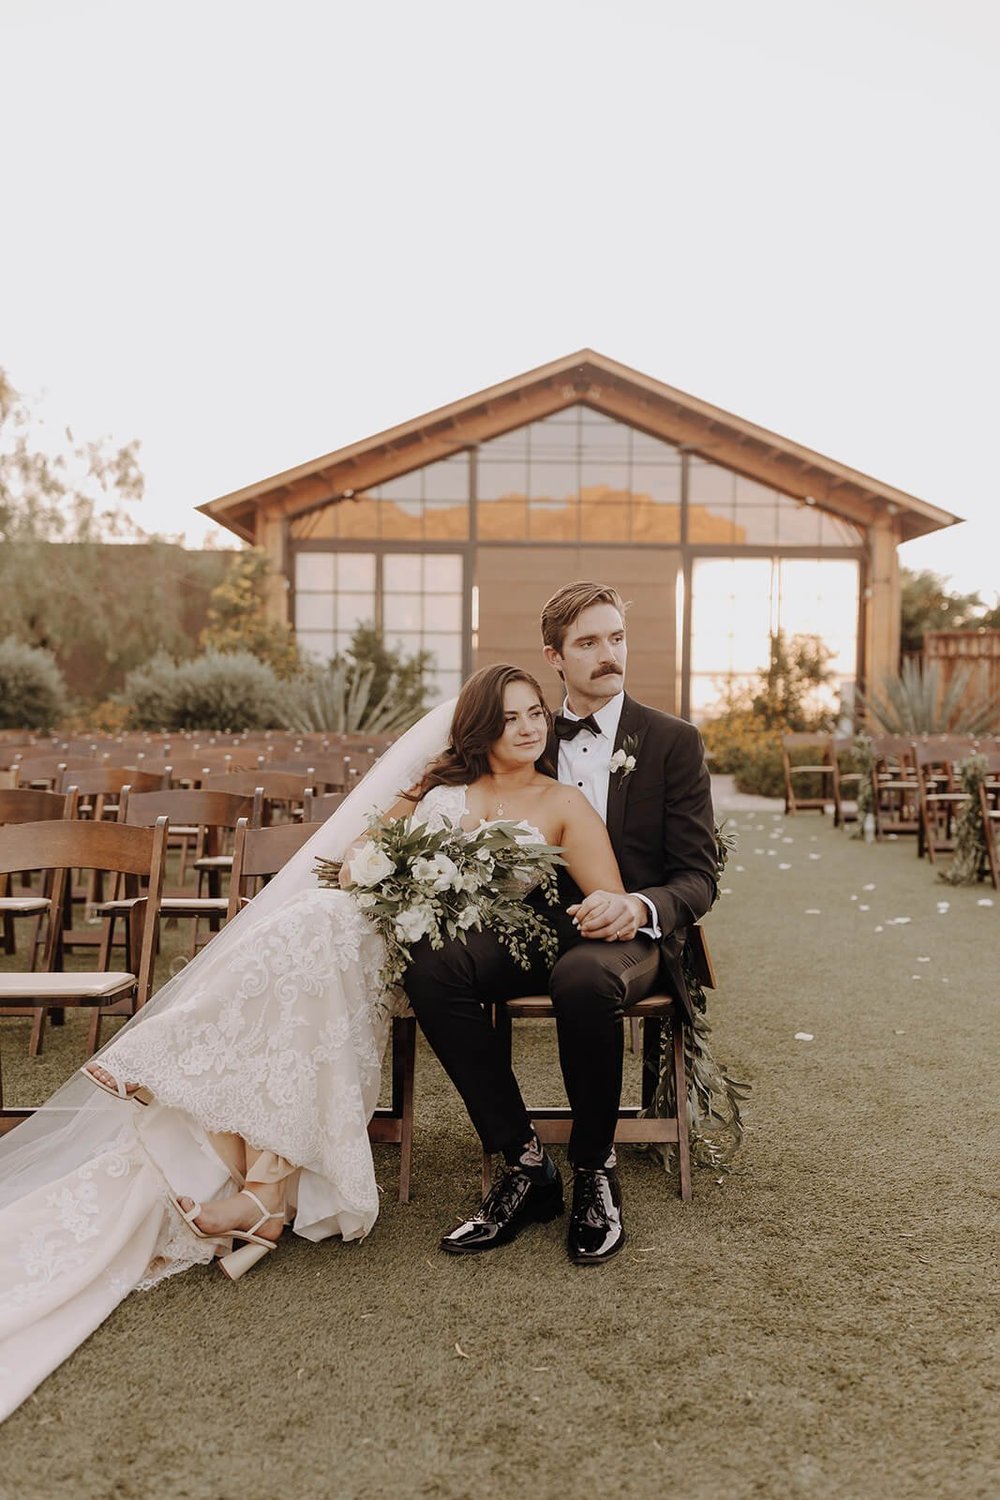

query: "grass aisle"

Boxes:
[0, 810, 996, 1499]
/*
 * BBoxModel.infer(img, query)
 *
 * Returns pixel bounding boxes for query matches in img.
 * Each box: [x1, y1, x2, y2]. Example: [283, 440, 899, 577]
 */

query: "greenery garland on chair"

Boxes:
[643, 822, 751, 1174]
[938, 754, 990, 886]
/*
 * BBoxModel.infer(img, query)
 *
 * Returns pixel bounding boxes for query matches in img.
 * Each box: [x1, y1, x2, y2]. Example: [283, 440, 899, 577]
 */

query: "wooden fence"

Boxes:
[923, 630, 1000, 706]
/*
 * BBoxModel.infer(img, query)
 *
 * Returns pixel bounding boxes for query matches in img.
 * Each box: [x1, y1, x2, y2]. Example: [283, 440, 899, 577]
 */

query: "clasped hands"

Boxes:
[567, 890, 647, 942]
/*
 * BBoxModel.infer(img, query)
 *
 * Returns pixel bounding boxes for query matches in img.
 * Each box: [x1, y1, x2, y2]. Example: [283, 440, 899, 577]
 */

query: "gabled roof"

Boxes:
[199, 349, 961, 544]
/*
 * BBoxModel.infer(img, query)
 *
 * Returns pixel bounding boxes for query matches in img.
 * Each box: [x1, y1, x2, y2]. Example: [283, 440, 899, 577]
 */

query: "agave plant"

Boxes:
[862, 659, 999, 736]
[289, 660, 427, 735]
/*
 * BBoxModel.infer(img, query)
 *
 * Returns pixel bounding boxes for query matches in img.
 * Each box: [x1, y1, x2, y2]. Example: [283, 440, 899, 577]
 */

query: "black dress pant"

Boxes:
[402, 915, 661, 1170]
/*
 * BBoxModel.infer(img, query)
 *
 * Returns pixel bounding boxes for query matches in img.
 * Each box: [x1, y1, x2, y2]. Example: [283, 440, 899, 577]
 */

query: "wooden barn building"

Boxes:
[198, 350, 960, 718]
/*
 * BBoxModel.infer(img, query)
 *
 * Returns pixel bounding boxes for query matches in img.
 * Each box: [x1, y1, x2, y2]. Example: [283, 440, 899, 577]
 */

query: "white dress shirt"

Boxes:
[557, 693, 661, 939]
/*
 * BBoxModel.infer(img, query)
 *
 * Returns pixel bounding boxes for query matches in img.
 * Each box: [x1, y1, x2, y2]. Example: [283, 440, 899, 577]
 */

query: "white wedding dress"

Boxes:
[0, 722, 489, 1419]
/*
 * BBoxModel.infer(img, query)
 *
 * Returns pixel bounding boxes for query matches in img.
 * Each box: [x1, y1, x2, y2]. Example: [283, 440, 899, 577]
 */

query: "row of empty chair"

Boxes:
[781, 731, 1000, 884]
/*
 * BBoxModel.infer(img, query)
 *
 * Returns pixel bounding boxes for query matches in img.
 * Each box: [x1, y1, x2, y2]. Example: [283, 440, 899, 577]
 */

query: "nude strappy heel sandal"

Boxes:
[168, 1193, 233, 1248]
[80, 1064, 154, 1106]
[217, 1189, 285, 1281]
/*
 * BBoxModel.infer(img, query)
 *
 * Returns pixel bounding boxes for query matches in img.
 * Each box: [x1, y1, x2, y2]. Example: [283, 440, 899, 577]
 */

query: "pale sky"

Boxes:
[2, 0, 998, 601]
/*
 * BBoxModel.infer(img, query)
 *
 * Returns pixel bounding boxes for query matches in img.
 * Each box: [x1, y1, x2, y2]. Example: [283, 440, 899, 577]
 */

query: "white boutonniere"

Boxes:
[609, 733, 639, 779]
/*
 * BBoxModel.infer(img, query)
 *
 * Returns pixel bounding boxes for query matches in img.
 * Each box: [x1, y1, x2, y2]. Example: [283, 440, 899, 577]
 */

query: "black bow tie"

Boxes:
[554, 713, 602, 741]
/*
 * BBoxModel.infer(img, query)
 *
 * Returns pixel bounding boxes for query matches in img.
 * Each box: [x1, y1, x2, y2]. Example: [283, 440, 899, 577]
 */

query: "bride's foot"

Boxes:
[81, 1063, 153, 1106]
[175, 1183, 287, 1246]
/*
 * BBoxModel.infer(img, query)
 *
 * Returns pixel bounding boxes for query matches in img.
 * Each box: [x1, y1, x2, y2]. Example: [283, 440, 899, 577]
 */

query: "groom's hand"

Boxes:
[567, 891, 646, 942]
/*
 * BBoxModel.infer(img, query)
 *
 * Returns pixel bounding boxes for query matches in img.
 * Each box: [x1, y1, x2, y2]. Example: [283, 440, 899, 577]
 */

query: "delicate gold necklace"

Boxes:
[489, 776, 505, 819]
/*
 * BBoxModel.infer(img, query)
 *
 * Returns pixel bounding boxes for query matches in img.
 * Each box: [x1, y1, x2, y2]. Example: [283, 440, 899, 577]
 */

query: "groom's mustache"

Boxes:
[591, 665, 622, 678]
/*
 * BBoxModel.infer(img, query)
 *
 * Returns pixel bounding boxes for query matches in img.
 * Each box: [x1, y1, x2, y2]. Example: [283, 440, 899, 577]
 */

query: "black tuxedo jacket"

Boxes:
[547, 693, 718, 1020]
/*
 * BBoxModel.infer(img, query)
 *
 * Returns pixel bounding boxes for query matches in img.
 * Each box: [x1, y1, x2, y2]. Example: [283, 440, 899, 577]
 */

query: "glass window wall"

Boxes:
[293, 550, 464, 703]
[689, 556, 859, 719]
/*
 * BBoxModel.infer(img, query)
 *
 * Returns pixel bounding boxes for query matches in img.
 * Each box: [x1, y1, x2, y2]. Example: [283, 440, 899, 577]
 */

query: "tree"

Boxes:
[199, 548, 301, 678]
[0, 369, 216, 703]
[750, 630, 836, 731]
[900, 568, 984, 655]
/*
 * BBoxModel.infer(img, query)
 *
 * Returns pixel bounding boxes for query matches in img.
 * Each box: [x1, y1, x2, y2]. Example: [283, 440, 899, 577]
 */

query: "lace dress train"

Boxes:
[0, 886, 391, 1419]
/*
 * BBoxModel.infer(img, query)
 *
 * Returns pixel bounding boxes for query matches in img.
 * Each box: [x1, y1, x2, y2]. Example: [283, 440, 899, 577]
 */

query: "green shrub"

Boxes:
[862, 659, 999, 735]
[121, 651, 294, 731]
[702, 712, 786, 797]
[0, 636, 67, 730]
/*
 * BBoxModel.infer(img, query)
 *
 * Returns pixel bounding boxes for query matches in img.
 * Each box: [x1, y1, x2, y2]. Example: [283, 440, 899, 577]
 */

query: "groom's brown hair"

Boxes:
[540, 581, 628, 654]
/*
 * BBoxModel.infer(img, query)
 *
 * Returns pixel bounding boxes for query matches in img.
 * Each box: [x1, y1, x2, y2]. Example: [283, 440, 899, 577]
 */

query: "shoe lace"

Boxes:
[573, 1169, 607, 1219]
[477, 1167, 527, 1221]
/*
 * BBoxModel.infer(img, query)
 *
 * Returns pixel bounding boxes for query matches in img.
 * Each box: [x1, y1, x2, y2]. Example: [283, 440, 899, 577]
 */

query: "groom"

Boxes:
[404, 581, 718, 1264]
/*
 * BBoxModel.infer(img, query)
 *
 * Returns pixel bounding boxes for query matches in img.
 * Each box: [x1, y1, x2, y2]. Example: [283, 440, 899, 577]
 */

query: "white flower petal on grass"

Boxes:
[862, 883, 876, 892]
[890, 917, 912, 925]
[936, 901, 950, 913]
[809, 853, 821, 860]
[859, 904, 870, 912]
[782, 837, 794, 844]
[916, 956, 930, 963]
[735, 865, 746, 873]
[977, 898, 995, 908]
[911, 975, 922, 981]
[754, 848, 765, 855]
[874, 925, 884, 933]
[794, 1032, 814, 1042]
[805, 908, 821, 915]
[778, 863, 792, 870]
[850, 895, 858, 902]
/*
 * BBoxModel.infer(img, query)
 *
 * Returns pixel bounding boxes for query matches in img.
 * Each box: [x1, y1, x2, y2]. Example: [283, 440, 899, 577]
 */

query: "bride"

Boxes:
[0, 663, 625, 1418]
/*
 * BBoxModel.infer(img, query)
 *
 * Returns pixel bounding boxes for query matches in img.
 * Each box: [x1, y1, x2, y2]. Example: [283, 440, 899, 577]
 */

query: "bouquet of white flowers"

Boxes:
[315, 813, 565, 991]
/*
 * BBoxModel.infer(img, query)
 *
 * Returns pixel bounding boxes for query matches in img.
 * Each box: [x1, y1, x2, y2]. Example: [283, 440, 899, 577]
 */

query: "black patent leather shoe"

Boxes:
[567, 1166, 625, 1265]
[440, 1162, 564, 1255]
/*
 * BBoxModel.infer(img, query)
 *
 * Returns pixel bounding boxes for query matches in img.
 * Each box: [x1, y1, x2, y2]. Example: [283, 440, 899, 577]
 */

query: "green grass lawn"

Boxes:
[0, 816, 996, 1499]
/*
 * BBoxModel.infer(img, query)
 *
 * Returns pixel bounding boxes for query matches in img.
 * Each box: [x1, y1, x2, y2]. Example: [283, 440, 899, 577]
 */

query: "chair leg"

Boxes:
[394, 1016, 416, 1203]
[673, 1019, 691, 1203]
[29, 1007, 47, 1057]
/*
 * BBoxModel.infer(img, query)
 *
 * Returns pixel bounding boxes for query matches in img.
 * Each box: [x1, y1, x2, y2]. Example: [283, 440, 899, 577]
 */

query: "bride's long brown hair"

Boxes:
[405, 664, 555, 802]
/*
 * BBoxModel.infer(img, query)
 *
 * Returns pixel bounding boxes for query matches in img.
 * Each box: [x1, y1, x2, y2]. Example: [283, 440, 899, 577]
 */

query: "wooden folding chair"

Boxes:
[227, 818, 417, 1201]
[11, 753, 97, 791]
[482, 926, 719, 1203]
[913, 742, 970, 864]
[0, 816, 168, 1079]
[781, 733, 842, 824]
[0, 787, 78, 965]
[202, 770, 315, 826]
[976, 751, 1000, 889]
[302, 790, 348, 823]
[869, 734, 920, 839]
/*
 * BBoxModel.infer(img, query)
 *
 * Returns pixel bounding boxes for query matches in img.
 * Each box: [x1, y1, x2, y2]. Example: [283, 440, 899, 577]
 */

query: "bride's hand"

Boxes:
[568, 890, 645, 942]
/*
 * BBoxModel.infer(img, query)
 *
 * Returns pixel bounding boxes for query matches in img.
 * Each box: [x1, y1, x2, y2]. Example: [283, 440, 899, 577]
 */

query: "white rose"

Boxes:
[394, 904, 436, 944]
[460, 869, 484, 893]
[411, 853, 461, 892]
[354, 891, 377, 910]
[457, 904, 481, 930]
[348, 843, 395, 888]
